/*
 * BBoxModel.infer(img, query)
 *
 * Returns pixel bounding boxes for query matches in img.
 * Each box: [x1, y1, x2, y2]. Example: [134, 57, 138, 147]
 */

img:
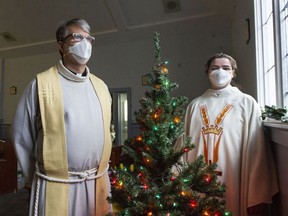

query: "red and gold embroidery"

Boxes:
[199, 104, 233, 172]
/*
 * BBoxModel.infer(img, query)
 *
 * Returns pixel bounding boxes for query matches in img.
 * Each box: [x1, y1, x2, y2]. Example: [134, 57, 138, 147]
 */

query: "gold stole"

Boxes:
[37, 66, 112, 216]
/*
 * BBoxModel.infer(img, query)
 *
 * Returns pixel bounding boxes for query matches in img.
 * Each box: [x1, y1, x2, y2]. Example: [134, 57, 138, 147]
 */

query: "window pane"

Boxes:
[261, 0, 276, 105]
[280, 0, 288, 106]
[263, 16, 275, 70]
[264, 66, 277, 105]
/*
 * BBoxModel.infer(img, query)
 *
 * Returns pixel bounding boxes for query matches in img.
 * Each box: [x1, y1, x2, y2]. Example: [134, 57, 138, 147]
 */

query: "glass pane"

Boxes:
[281, 0, 288, 106]
[264, 67, 277, 105]
[282, 0, 288, 56]
[265, 20, 275, 68]
[110, 88, 131, 146]
[119, 93, 128, 145]
[262, 0, 273, 23]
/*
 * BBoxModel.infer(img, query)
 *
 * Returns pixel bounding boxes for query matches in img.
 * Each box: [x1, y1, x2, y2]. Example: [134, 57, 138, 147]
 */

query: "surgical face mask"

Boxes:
[208, 68, 232, 88]
[65, 38, 92, 64]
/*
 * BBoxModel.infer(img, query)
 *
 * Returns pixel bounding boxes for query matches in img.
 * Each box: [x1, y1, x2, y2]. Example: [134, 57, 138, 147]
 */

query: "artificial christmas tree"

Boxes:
[107, 33, 230, 216]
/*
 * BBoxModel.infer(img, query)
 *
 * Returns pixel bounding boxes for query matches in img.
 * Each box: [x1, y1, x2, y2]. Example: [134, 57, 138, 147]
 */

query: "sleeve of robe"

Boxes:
[242, 97, 279, 208]
[12, 79, 38, 186]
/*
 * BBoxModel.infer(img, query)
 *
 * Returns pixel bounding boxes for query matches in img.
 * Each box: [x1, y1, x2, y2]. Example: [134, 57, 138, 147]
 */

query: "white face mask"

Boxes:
[209, 68, 232, 88]
[66, 38, 92, 64]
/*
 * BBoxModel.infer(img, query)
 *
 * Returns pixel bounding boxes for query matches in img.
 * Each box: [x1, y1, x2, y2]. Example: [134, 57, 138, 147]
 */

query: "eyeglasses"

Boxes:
[62, 33, 95, 44]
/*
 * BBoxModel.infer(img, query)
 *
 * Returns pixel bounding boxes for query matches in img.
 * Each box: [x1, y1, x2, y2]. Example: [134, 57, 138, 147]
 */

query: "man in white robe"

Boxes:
[178, 53, 278, 216]
[12, 18, 112, 216]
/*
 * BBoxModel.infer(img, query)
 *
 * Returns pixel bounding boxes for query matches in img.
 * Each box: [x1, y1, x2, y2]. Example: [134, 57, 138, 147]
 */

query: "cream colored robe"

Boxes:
[178, 85, 278, 216]
[12, 60, 112, 216]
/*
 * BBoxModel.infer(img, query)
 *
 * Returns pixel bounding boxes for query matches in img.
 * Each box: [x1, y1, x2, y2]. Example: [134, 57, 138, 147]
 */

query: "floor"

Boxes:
[0, 189, 29, 216]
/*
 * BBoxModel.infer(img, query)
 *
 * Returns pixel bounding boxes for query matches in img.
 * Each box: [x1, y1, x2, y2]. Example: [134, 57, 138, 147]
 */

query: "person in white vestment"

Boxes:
[12, 18, 112, 216]
[178, 53, 278, 216]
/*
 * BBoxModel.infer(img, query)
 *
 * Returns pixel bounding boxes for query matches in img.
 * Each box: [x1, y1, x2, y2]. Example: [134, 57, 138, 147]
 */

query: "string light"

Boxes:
[183, 178, 189, 183]
[173, 116, 180, 124]
[161, 66, 169, 74]
[204, 174, 211, 183]
[140, 184, 149, 189]
[153, 126, 159, 131]
[163, 79, 169, 87]
[203, 210, 210, 216]
[154, 84, 161, 89]
[170, 176, 176, 181]
[111, 177, 117, 185]
[155, 194, 161, 199]
[145, 158, 150, 163]
[153, 113, 159, 119]
[129, 164, 134, 172]
[136, 135, 143, 142]
[145, 146, 150, 151]
[189, 200, 197, 208]
[183, 147, 189, 152]
[117, 181, 123, 189]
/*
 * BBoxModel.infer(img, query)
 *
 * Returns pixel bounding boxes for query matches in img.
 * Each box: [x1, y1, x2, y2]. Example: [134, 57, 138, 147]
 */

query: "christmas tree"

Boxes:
[107, 33, 230, 216]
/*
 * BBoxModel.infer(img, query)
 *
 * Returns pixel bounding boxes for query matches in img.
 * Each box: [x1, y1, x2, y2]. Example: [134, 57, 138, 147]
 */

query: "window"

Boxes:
[254, 0, 288, 107]
[110, 88, 131, 146]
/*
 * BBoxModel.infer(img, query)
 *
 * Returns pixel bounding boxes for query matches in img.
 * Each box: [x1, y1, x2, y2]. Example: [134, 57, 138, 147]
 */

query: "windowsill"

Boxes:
[263, 120, 288, 130]
[263, 120, 288, 148]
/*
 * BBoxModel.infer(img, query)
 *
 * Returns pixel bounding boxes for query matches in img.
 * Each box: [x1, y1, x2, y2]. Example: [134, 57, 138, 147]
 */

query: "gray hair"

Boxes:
[56, 18, 91, 42]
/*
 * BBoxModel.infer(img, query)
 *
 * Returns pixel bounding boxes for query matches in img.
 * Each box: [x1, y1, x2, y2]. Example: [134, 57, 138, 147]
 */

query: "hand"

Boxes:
[247, 203, 266, 215]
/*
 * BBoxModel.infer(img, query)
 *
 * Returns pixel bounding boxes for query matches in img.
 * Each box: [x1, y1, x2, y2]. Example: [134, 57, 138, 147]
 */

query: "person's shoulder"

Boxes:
[187, 96, 202, 110]
[89, 73, 107, 85]
[89, 73, 110, 95]
[233, 87, 260, 108]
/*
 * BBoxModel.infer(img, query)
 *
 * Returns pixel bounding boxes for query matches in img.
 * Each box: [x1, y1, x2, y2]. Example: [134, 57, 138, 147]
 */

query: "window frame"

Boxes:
[254, 0, 288, 108]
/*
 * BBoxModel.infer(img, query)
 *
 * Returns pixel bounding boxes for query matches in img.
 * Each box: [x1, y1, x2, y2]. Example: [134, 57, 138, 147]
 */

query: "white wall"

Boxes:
[3, 53, 59, 124]
[232, 0, 257, 99]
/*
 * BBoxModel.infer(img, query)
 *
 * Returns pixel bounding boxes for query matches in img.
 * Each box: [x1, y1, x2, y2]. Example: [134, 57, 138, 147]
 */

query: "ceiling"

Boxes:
[0, 0, 235, 59]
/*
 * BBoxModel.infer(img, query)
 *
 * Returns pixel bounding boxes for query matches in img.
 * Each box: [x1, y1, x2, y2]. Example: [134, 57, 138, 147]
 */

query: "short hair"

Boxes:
[56, 18, 91, 42]
[205, 53, 238, 74]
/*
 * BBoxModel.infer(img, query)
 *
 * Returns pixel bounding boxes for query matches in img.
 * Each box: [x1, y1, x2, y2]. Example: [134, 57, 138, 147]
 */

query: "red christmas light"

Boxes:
[183, 147, 189, 152]
[111, 177, 117, 185]
[170, 176, 176, 181]
[203, 174, 211, 183]
[189, 200, 197, 208]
